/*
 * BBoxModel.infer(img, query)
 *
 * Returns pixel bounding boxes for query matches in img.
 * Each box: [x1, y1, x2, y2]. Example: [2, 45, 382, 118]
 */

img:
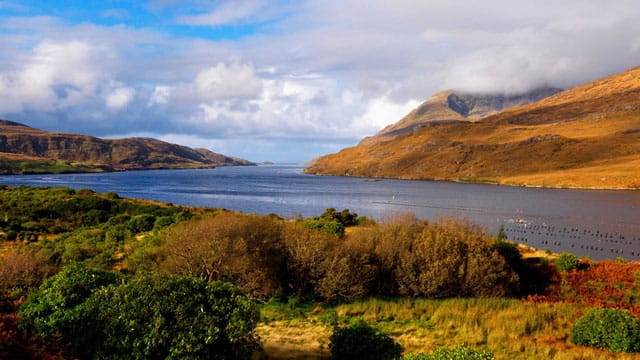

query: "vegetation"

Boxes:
[1, 185, 639, 358]
[19, 265, 259, 359]
[403, 345, 495, 360]
[329, 320, 403, 360]
[556, 252, 580, 272]
[571, 308, 640, 352]
[529, 261, 640, 316]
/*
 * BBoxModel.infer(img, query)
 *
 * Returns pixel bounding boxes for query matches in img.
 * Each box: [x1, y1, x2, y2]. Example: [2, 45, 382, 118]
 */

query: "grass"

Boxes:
[257, 297, 640, 359]
[0, 157, 110, 174]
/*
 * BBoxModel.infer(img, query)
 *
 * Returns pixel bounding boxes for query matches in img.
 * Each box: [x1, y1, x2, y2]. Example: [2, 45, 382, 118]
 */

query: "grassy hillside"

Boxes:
[306, 67, 640, 189]
[0, 119, 254, 174]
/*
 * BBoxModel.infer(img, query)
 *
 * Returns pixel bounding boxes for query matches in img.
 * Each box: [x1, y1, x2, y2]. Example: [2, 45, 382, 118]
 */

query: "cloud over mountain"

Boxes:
[0, 1, 639, 162]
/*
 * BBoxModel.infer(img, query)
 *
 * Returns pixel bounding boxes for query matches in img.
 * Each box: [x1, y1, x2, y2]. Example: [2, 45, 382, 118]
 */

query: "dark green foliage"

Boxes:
[403, 345, 495, 360]
[20, 268, 259, 359]
[302, 208, 358, 236]
[304, 218, 345, 236]
[329, 320, 403, 360]
[556, 252, 580, 272]
[321, 208, 358, 227]
[18, 263, 119, 354]
[83, 275, 260, 359]
[5, 230, 17, 240]
[153, 215, 174, 230]
[570, 308, 640, 352]
[126, 214, 156, 233]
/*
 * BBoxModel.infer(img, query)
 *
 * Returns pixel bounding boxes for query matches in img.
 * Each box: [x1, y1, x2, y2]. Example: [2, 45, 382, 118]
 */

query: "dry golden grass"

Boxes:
[306, 67, 640, 190]
[257, 298, 640, 359]
[257, 320, 331, 359]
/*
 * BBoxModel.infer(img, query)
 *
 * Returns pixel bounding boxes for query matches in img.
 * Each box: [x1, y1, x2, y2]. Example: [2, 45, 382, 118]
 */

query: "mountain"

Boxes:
[0, 120, 254, 174]
[363, 87, 561, 145]
[305, 67, 640, 189]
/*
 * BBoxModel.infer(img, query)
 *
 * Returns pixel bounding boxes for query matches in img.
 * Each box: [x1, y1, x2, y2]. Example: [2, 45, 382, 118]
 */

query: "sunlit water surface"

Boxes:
[2, 165, 639, 260]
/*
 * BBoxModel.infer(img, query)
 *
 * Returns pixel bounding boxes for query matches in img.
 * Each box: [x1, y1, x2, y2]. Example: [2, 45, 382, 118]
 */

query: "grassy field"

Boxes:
[257, 297, 639, 359]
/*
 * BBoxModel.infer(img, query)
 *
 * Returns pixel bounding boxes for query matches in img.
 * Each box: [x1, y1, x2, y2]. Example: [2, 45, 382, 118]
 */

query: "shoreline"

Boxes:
[303, 169, 640, 192]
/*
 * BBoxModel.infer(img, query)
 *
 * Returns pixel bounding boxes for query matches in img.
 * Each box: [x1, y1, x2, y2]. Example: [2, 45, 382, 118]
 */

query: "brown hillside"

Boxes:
[306, 67, 640, 189]
[362, 87, 561, 145]
[0, 120, 253, 174]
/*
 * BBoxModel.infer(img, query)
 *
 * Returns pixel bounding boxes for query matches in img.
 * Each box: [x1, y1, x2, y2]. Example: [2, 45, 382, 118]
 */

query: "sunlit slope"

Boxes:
[0, 119, 254, 174]
[306, 67, 640, 189]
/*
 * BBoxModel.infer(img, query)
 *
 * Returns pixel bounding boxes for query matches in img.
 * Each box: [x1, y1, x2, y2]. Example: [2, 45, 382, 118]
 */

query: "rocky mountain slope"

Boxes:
[0, 120, 253, 174]
[306, 67, 640, 189]
[364, 87, 561, 144]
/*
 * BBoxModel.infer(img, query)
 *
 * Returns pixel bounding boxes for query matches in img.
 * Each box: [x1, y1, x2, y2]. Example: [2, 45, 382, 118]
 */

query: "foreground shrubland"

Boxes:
[2, 186, 640, 358]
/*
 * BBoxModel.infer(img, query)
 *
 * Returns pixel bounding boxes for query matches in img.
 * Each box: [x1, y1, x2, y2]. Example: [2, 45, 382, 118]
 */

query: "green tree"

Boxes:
[556, 252, 580, 272]
[85, 275, 260, 359]
[18, 263, 119, 354]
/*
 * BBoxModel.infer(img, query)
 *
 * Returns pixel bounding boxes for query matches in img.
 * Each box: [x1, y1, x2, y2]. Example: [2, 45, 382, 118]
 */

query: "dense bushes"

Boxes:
[82, 275, 260, 359]
[571, 308, 640, 352]
[18, 263, 120, 354]
[329, 321, 403, 360]
[0, 185, 190, 244]
[19, 264, 259, 359]
[556, 252, 580, 272]
[145, 211, 521, 301]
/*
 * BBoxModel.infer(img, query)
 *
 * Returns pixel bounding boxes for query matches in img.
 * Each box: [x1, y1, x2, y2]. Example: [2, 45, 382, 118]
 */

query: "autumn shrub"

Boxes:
[529, 261, 640, 316]
[329, 320, 403, 360]
[282, 222, 337, 297]
[403, 345, 495, 360]
[0, 248, 56, 291]
[571, 308, 640, 352]
[160, 213, 287, 298]
[394, 219, 519, 298]
[556, 252, 580, 272]
[317, 242, 378, 301]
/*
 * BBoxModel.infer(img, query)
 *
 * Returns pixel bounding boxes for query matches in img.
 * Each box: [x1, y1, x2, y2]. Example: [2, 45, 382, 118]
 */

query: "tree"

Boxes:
[21, 270, 260, 359]
[18, 263, 119, 355]
[84, 275, 260, 359]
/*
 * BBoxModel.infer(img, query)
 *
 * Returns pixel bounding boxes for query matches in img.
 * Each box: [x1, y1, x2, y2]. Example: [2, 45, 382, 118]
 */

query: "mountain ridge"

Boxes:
[0, 120, 254, 174]
[305, 67, 640, 189]
[361, 87, 561, 145]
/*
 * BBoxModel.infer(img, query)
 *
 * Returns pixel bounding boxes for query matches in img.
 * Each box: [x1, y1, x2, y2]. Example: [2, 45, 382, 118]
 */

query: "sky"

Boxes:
[1, 1, 640, 163]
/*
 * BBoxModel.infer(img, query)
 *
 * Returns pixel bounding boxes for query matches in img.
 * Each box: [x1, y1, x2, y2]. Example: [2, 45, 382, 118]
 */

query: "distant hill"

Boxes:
[0, 120, 254, 174]
[306, 67, 640, 189]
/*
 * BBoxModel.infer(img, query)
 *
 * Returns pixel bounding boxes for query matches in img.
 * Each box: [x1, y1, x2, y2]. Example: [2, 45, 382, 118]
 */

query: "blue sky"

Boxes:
[1, 1, 640, 162]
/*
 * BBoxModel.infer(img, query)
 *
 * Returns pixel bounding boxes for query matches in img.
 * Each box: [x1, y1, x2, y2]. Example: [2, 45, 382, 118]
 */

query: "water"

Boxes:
[1, 165, 639, 260]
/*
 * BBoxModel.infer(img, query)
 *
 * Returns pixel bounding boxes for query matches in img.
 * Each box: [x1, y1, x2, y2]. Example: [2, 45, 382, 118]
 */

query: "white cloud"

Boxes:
[105, 87, 135, 110]
[149, 85, 171, 105]
[195, 62, 262, 99]
[0, 40, 100, 112]
[177, 0, 264, 26]
[350, 94, 420, 135]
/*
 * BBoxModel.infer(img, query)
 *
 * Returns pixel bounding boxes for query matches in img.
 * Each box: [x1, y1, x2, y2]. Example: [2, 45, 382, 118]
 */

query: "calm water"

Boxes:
[1, 165, 639, 260]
